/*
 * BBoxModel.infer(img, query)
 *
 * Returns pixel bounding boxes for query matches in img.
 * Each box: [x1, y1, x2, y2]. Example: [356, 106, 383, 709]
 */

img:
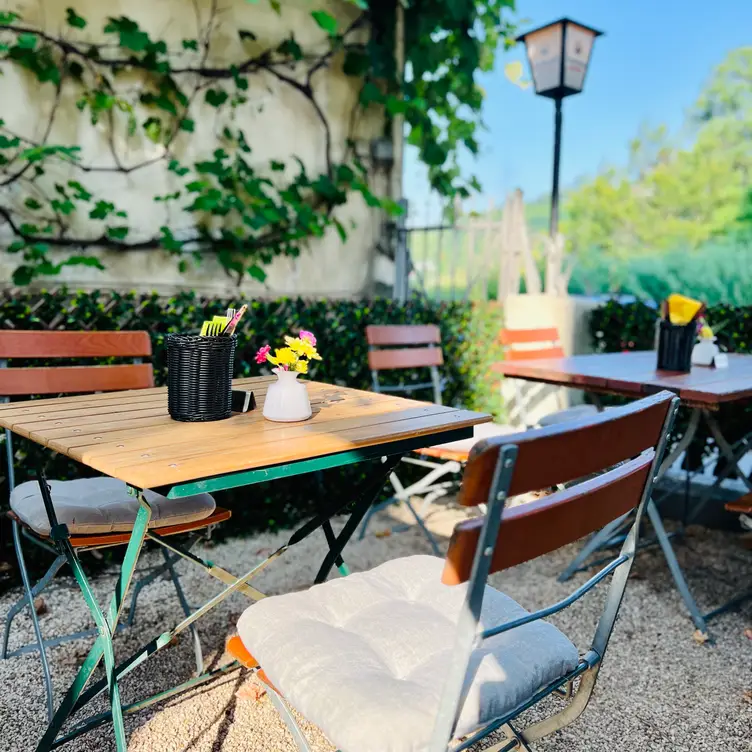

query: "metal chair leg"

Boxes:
[403, 498, 442, 556]
[646, 500, 709, 635]
[2, 553, 66, 661]
[262, 680, 313, 752]
[161, 548, 204, 675]
[12, 520, 56, 722]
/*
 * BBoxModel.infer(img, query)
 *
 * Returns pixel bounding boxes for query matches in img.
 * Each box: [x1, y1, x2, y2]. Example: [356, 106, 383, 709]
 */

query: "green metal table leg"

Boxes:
[37, 495, 152, 752]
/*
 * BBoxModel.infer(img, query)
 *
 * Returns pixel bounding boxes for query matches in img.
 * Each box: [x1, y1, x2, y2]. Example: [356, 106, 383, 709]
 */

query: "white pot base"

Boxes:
[262, 368, 313, 423]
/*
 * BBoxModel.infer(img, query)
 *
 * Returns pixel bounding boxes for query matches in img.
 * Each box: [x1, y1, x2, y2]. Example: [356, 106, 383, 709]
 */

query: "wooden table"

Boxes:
[0, 377, 489, 751]
[495, 350, 752, 636]
[495, 350, 752, 409]
[0, 376, 487, 497]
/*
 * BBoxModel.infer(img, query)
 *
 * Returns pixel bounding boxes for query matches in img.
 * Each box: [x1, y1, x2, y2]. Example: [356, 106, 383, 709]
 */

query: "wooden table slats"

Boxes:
[0, 377, 489, 490]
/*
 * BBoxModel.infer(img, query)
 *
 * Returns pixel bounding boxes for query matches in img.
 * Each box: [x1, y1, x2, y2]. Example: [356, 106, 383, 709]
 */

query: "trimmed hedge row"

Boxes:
[0, 289, 503, 585]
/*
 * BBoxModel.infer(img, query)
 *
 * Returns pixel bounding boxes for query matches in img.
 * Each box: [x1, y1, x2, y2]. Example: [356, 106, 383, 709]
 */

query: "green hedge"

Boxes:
[589, 298, 752, 471]
[0, 289, 503, 586]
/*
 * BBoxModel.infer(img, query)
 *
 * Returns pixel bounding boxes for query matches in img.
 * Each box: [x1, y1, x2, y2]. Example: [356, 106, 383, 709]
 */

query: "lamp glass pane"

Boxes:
[525, 25, 562, 94]
[564, 23, 595, 91]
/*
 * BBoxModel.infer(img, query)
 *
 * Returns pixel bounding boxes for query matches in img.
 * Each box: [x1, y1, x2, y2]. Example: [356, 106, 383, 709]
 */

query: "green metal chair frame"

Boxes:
[0, 330, 221, 722]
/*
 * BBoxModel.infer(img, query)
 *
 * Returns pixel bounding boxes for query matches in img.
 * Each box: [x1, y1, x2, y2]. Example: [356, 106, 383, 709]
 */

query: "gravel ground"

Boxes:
[1, 503, 751, 752]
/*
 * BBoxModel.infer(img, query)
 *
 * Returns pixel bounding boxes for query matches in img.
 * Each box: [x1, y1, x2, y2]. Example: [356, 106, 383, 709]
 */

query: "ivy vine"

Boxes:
[0, 1, 517, 285]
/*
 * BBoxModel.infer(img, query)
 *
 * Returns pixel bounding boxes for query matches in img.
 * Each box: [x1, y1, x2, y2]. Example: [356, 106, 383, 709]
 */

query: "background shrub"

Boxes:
[0, 289, 502, 587]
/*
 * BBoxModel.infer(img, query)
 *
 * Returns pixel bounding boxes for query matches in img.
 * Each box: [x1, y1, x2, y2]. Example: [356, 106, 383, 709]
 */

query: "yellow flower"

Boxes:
[293, 359, 308, 374]
[267, 347, 297, 367]
[285, 335, 322, 360]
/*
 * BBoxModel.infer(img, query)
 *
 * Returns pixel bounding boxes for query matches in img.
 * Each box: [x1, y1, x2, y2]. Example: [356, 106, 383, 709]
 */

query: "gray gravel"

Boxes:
[1, 504, 751, 752]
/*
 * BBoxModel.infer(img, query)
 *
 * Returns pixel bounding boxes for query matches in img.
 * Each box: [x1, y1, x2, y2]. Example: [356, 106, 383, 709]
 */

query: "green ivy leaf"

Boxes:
[205, 89, 228, 108]
[179, 118, 195, 132]
[106, 226, 129, 240]
[311, 10, 338, 36]
[12, 266, 35, 286]
[248, 264, 267, 282]
[270, 160, 285, 172]
[238, 29, 257, 42]
[62, 255, 105, 271]
[343, 49, 370, 77]
[0, 134, 21, 149]
[89, 200, 115, 220]
[182, 39, 199, 51]
[65, 8, 87, 29]
[168, 159, 190, 177]
[142, 116, 163, 143]
[16, 33, 37, 50]
[24, 197, 43, 210]
[0, 12, 20, 23]
[333, 218, 347, 243]
[359, 81, 382, 106]
[67, 180, 92, 201]
[277, 36, 303, 60]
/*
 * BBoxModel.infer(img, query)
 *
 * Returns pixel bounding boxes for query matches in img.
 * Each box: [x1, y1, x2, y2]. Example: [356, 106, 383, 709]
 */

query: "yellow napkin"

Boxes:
[666, 294, 704, 326]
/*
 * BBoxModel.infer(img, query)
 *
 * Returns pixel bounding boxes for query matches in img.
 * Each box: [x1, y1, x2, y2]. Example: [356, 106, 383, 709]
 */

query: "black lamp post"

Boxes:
[516, 18, 603, 237]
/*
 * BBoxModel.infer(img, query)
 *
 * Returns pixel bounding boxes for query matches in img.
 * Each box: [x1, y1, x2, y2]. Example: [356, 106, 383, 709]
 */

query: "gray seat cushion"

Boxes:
[238, 555, 579, 752]
[537, 403, 599, 427]
[11, 477, 215, 536]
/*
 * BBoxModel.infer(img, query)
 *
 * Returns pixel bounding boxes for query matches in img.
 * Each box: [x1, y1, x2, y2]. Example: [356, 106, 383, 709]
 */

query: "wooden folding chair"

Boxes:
[358, 324, 513, 553]
[0, 330, 230, 722]
[232, 391, 678, 752]
[497, 327, 600, 428]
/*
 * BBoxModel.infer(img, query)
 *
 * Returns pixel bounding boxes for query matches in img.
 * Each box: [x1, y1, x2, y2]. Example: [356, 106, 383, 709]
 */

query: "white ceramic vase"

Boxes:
[262, 367, 312, 422]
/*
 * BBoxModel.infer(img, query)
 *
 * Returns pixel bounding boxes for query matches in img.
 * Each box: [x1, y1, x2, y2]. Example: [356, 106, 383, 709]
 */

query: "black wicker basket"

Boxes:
[166, 334, 237, 422]
[656, 320, 695, 373]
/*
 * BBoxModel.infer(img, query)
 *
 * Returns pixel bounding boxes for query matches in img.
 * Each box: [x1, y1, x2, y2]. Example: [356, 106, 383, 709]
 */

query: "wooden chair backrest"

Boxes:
[443, 391, 676, 584]
[0, 330, 154, 396]
[366, 324, 443, 371]
[498, 326, 564, 362]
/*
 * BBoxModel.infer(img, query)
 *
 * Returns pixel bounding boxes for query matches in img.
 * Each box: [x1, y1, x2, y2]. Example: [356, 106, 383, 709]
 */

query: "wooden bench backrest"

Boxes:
[498, 326, 564, 361]
[0, 330, 154, 396]
[366, 324, 444, 371]
[443, 391, 676, 583]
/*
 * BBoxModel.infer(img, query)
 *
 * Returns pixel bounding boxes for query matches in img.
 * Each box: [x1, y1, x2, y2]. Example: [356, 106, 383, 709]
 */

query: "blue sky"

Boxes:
[403, 0, 752, 221]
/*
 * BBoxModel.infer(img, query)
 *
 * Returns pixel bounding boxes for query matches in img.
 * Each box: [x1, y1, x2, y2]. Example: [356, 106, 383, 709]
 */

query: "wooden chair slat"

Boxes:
[368, 347, 444, 371]
[0, 364, 154, 396]
[443, 453, 653, 583]
[366, 325, 441, 346]
[0, 330, 152, 358]
[504, 347, 565, 362]
[498, 327, 560, 346]
[458, 391, 674, 505]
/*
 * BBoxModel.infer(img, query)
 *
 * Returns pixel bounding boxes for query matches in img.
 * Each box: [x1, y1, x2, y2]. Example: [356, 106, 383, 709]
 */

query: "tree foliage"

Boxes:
[0, 1, 518, 286]
[562, 47, 752, 260]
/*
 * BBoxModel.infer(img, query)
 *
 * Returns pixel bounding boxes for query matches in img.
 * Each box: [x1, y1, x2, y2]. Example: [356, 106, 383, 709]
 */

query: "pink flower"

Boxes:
[299, 330, 316, 346]
[255, 344, 271, 364]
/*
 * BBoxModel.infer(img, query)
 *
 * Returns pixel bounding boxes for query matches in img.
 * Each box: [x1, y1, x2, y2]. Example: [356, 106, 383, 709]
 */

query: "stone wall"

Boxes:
[0, 0, 389, 297]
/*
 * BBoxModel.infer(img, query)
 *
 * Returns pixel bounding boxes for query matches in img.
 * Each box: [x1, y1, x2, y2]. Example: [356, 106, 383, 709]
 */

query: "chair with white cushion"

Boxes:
[0, 330, 229, 722]
[358, 324, 514, 553]
[232, 391, 677, 752]
[498, 327, 600, 428]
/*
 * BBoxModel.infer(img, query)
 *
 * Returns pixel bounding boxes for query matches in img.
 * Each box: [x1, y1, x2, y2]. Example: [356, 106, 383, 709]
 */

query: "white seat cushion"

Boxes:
[10, 477, 215, 536]
[537, 404, 599, 427]
[429, 421, 516, 455]
[238, 555, 579, 752]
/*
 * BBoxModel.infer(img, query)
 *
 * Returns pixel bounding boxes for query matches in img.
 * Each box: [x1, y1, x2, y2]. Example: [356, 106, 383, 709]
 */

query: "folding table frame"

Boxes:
[495, 350, 752, 638]
[25, 430, 474, 751]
